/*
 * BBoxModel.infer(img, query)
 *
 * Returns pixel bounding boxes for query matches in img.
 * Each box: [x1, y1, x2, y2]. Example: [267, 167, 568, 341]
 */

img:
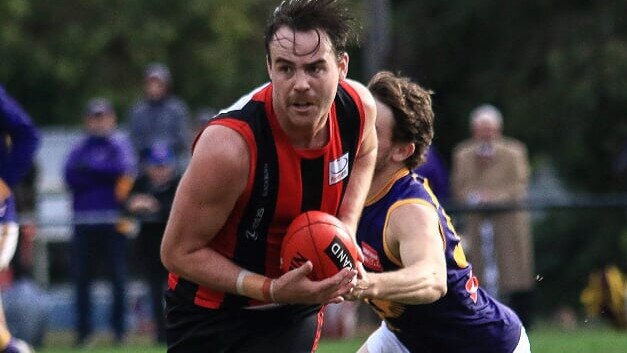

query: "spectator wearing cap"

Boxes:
[125, 142, 180, 344]
[64, 97, 136, 347]
[127, 63, 192, 173]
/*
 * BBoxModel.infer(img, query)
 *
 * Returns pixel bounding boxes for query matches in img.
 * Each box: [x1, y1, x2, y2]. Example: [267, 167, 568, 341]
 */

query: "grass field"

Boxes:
[35, 323, 627, 352]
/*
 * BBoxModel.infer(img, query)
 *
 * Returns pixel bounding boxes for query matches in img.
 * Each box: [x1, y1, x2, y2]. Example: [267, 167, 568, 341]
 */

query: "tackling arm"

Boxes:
[353, 202, 447, 304]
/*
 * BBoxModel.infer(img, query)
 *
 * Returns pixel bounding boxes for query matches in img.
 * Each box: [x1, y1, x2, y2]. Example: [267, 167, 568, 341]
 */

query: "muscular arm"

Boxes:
[337, 79, 377, 236]
[356, 202, 447, 304]
[160, 125, 248, 293]
[161, 125, 356, 304]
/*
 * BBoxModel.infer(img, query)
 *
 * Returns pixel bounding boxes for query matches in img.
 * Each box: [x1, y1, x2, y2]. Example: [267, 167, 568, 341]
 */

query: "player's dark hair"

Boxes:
[368, 71, 435, 170]
[265, 0, 358, 60]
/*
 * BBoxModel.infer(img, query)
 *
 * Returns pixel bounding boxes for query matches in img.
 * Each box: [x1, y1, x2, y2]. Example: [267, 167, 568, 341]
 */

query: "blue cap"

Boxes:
[84, 98, 114, 117]
[145, 63, 171, 84]
[147, 143, 175, 166]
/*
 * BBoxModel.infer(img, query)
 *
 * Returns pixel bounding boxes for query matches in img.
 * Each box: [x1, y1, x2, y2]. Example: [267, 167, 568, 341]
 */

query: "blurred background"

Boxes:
[1, 0, 626, 349]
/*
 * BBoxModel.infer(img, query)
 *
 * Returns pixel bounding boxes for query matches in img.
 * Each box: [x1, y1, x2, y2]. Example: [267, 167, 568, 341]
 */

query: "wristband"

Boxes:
[269, 279, 276, 302]
[236, 270, 253, 296]
[262, 278, 273, 302]
[235, 269, 275, 302]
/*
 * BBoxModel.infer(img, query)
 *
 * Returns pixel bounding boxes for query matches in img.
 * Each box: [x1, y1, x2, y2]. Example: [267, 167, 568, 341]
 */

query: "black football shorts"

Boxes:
[165, 289, 323, 353]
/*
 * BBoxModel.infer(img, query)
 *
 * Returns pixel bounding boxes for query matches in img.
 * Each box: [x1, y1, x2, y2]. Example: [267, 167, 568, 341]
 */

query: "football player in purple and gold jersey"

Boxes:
[346, 71, 531, 353]
[0, 84, 39, 353]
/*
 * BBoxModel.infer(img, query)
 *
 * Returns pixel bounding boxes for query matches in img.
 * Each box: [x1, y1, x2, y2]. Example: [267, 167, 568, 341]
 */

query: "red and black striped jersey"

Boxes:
[168, 81, 366, 309]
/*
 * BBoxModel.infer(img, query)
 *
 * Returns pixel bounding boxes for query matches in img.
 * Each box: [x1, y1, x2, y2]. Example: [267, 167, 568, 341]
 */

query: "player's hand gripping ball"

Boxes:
[280, 211, 362, 280]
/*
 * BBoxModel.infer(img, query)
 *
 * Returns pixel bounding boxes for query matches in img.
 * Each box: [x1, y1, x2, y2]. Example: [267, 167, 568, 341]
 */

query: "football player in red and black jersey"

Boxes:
[160, 1, 377, 352]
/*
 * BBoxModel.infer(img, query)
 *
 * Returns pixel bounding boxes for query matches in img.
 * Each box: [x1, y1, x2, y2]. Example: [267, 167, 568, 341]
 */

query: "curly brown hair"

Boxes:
[264, 0, 358, 60]
[367, 71, 434, 170]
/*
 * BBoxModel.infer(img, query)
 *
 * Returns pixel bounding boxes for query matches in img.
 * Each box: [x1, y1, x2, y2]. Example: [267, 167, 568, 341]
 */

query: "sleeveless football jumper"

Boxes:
[357, 169, 523, 353]
[165, 81, 366, 353]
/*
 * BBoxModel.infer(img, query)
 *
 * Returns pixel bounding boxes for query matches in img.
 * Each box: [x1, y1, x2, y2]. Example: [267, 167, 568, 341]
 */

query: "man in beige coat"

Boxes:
[451, 104, 534, 329]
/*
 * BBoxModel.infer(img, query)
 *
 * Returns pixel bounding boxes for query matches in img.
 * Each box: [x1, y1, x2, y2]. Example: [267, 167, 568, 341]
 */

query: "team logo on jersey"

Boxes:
[465, 270, 479, 303]
[245, 207, 265, 241]
[361, 241, 383, 272]
[329, 152, 349, 185]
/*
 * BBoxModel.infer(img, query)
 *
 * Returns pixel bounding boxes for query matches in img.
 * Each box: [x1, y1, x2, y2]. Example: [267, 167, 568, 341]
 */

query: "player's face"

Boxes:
[374, 99, 395, 172]
[267, 26, 348, 138]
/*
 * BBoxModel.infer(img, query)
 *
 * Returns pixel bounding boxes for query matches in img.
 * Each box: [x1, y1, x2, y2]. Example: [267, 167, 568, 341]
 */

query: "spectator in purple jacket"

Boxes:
[64, 98, 136, 347]
[0, 84, 40, 353]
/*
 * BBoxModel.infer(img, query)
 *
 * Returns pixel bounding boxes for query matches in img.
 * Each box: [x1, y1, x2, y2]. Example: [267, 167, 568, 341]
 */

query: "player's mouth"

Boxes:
[291, 101, 315, 113]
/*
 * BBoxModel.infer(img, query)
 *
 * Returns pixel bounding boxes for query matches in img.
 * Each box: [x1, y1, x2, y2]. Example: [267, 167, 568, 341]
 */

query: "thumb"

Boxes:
[293, 260, 314, 278]
[356, 261, 368, 279]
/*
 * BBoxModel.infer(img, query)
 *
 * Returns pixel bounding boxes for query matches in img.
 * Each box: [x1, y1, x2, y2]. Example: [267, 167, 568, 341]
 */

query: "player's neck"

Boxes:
[369, 165, 406, 199]
[283, 119, 329, 149]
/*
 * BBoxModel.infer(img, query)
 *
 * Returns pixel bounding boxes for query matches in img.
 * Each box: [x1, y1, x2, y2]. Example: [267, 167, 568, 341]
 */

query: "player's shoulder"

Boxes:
[341, 79, 376, 130]
[190, 125, 250, 185]
[342, 79, 375, 105]
[218, 82, 270, 116]
[195, 124, 249, 168]
[195, 124, 248, 154]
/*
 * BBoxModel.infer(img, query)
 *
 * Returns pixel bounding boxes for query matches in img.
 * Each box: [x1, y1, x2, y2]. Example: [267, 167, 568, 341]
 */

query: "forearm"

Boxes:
[163, 242, 273, 301]
[360, 266, 446, 305]
[338, 147, 376, 235]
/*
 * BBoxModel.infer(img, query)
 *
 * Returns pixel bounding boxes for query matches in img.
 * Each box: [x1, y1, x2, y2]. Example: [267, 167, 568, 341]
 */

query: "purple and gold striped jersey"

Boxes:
[356, 169, 522, 353]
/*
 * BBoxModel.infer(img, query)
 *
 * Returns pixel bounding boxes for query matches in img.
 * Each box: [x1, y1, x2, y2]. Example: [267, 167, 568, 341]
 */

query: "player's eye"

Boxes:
[278, 65, 294, 75]
[307, 65, 324, 76]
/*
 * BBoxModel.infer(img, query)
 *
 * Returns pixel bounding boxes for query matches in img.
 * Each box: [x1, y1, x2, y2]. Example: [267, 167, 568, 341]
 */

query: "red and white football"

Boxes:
[280, 211, 361, 280]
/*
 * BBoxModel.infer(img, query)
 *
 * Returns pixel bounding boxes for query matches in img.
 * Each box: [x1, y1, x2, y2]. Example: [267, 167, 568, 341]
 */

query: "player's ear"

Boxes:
[393, 142, 415, 163]
[337, 52, 349, 80]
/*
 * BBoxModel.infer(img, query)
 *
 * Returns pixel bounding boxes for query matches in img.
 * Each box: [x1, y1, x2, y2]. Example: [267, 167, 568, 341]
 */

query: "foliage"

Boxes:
[0, 0, 276, 126]
[533, 208, 627, 315]
[390, 0, 627, 193]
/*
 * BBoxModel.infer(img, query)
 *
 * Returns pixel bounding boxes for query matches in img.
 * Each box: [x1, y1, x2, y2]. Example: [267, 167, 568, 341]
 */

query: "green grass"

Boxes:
[529, 325, 627, 353]
[317, 338, 363, 353]
[317, 326, 627, 353]
[36, 324, 627, 353]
